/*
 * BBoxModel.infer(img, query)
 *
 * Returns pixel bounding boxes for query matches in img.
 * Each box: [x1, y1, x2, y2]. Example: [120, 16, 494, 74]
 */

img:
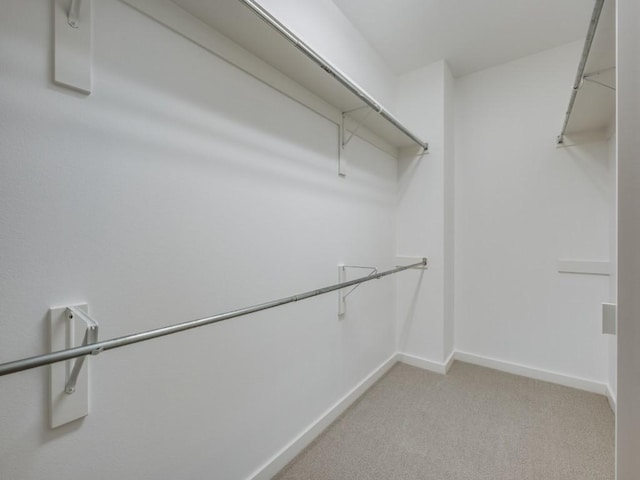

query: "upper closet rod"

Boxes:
[238, 0, 429, 152]
[557, 0, 606, 144]
[0, 258, 426, 378]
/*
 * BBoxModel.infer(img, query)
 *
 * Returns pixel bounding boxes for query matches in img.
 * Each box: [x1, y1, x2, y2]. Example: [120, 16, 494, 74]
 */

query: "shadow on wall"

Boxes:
[398, 269, 425, 352]
[396, 151, 423, 200]
[560, 138, 614, 198]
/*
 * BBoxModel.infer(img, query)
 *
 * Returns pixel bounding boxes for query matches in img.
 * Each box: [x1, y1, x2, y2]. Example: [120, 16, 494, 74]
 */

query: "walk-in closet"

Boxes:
[1, 0, 638, 479]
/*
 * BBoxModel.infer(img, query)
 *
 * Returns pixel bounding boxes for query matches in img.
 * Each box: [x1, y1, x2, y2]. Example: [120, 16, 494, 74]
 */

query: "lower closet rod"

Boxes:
[0, 258, 426, 377]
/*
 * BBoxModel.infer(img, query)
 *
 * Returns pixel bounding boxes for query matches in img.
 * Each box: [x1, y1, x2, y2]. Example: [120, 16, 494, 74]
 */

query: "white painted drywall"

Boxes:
[454, 42, 613, 384]
[616, 0, 640, 475]
[331, 0, 592, 77]
[0, 1, 399, 479]
[443, 64, 455, 358]
[257, 0, 396, 109]
[394, 60, 455, 365]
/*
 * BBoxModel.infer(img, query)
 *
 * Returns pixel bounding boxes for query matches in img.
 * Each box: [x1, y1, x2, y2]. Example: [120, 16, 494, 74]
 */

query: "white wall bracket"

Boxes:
[338, 264, 378, 317]
[53, 0, 92, 94]
[67, 0, 82, 28]
[64, 306, 98, 394]
[582, 66, 616, 91]
[338, 106, 373, 177]
[342, 106, 373, 148]
[49, 304, 98, 428]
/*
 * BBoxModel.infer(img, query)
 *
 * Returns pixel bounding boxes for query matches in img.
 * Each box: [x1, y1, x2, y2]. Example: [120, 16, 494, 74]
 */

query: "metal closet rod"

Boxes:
[238, 0, 429, 152]
[0, 258, 426, 378]
[557, 0, 606, 144]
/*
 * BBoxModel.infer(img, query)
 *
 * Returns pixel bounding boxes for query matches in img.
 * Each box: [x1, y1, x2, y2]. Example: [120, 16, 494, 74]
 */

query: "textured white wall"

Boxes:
[616, 0, 640, 475]
[454, 42, 613, 384]
[0, 1, 398, 479]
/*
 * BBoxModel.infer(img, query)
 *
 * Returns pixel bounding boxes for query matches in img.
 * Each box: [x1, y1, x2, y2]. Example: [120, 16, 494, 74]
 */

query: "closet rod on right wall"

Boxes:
[557, 0, 606, 145]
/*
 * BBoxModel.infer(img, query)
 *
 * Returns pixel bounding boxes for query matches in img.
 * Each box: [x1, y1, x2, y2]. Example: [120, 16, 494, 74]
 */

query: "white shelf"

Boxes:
[122, 0, 428, 157]
[560, 0, 615, 143]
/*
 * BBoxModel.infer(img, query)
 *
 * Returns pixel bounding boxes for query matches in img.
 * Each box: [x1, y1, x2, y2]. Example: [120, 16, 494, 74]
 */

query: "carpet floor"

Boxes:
[273, 361, 614, 480]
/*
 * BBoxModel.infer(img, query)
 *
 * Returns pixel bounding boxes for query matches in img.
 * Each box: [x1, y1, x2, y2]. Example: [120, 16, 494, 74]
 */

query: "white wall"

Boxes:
[443, 65, 455, 357]
[0, 1, 399, 479]
[454, 42, 613, 385]
[616, 0, 640, 475]
[394, 61, 455, 366]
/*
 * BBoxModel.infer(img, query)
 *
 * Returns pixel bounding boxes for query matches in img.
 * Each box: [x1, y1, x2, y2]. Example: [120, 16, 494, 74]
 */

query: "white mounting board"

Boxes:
[53, 0, 92, 94]
[338, 265, 347, 317]
[50, 304, 90, 428]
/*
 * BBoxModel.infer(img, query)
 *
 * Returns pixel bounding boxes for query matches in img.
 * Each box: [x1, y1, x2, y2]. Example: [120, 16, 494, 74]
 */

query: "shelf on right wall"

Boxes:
[558, 0, 615, 146]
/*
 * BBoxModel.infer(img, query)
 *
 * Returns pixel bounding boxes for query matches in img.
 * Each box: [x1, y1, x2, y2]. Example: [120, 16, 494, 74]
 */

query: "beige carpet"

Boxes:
[274, 362, 614, 480]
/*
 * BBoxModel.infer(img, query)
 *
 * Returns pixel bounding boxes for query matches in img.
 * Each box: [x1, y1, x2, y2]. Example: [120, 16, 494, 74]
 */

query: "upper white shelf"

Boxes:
[558, 0, 615, 144]
[123, 0, 428, 156]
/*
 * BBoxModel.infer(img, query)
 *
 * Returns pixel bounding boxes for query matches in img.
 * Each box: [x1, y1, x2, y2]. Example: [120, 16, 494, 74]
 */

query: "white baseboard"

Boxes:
[397, 352, 452, 374]
[248, 353, 399, 480]
[443, 351, 455, 373]
[454, 350, 609, 396]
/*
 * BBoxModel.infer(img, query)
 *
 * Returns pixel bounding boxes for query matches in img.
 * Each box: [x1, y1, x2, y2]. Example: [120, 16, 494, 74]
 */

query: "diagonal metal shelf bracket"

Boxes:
[64, 306, 99, 394]
[582, 67, 616, 91]
[341, 106, 375, 148]
[49, 303, 99, 428]
[337, 264, 378, 316]
[338, 105, 376, 177]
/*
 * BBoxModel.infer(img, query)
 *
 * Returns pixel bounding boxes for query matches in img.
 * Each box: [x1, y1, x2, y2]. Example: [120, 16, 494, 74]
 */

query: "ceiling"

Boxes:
[330, 0, 594, 77]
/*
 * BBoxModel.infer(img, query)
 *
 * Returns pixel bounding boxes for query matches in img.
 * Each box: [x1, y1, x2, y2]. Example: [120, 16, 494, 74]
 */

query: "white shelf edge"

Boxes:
[557, 259, 611, 276]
